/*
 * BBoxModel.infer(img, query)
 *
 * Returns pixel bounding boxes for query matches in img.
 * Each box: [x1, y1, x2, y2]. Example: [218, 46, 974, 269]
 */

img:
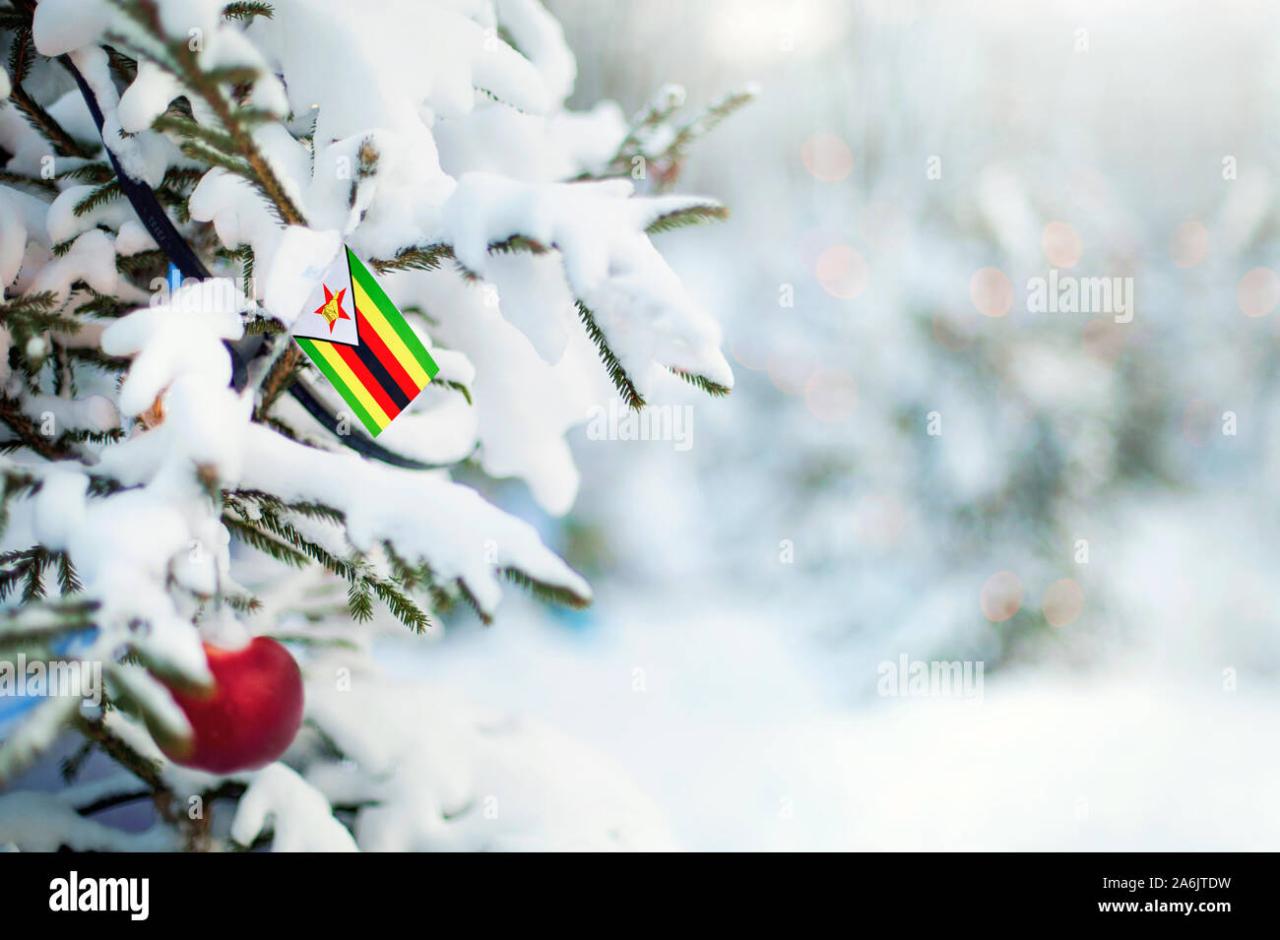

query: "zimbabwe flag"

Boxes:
[291, 247, 439, 437]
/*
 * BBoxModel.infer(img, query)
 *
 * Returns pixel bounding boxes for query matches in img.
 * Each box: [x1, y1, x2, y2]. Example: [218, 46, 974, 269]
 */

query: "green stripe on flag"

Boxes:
[347, 249, 439, 380]
[295, 337, 383, 437]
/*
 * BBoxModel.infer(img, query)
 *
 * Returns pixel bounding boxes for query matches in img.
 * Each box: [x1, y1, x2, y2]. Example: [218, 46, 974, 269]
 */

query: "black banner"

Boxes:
[0, 852, 1270, 928]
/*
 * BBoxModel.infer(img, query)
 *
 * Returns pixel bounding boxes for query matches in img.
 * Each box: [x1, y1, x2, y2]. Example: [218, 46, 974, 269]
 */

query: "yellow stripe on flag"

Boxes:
[312, 339, 391, 428]
[352, 279, 432, 389]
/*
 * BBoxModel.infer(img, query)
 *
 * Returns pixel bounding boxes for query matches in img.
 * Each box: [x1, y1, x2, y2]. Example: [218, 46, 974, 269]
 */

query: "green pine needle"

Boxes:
[645, 203, 729, 235]
[502, 567, 591, 610]
[370, 244, 454, 275]
[575, 301, 646, 410]
[73, 181, 123, 217]
[221, 516, 310, 568]
[668, 367, 732, 398]
[222, 1, 274, 22]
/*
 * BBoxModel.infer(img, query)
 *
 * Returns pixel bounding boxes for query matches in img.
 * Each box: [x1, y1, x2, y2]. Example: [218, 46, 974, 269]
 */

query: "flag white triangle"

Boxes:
[293, 249, 359, 346]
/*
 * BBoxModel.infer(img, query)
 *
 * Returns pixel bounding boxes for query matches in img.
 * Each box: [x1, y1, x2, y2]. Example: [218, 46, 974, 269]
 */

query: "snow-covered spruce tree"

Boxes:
[0, 0, 746, 850]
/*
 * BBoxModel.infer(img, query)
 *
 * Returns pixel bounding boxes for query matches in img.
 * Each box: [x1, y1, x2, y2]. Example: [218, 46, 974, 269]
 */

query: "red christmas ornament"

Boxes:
[161, 637, 304, 774]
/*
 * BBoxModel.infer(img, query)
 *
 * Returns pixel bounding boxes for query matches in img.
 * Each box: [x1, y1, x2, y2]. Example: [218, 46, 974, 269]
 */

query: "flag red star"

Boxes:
[314, 284, 350, 333]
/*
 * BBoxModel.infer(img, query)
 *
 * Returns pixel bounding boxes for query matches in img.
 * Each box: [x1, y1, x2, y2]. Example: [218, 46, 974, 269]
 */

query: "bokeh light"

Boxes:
[1042, 221, 1082, 269]
[816, 245, 869, 299]
[801, 133, 854, 182]
[1237, 267, 1280, 317]
[980, 570, 1024, 623]
[804, 368, 858, 422]
[970, 267, 1014, 318]
[1041, 578, 1085, 628]
[767, 348, 816, 395]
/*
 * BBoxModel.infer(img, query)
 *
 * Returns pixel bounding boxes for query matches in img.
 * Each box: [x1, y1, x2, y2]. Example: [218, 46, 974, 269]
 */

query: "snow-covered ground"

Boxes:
[389, 588, 1280, 851]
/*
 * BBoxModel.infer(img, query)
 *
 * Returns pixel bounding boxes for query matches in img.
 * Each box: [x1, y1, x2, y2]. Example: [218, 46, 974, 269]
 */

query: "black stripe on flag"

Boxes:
[352, 335, 412, 411]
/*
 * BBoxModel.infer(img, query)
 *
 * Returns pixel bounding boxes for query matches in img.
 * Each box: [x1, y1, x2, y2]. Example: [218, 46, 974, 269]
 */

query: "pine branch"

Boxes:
[215, 243, 255, 297]
[348, 135, 378, 210]
[61, 739, 95, 782]
[73, 714, 166, 792]
[104, 44, 138, 85]
[345, 577, 374, 622]
[595, 84, 755, 189]
[73, 181, 123, 217]
[502, 566, 591, 610]
[154, 113, 238, 155]
[57, 427, 126, 448]
[575, 301, 645, 410]
[0, 292, 78, 336]
[0, 546, 77, 603]
[645, 203, 729, 235]
[6, 25, 96, 159]
[488, 235, 549, 255]
[439, 379, 472, 405]
[0, 395, 77, 460]
[370, 244, 454, 275]
[377, 234, 724, 409]
[370, 234, 652, 412]
[367, 577, 430, 633]
[228, 489, 346, 525]
[0, 169, 58, 194]
[255, 343, 305, 418]
[114, 0, 304, 225]
[116, 248, 169, 278]
[56, 163, 117, 184]
[666, 86, 757, 162]
[237, 243, 255, 296]
[221, 515, 311, 567]
[223, 493, 432, 632]
[76, 789, 155, 817]
[159, 166, 208, 191]
[57, 552, 83, 594]
[0, 467, 39, 536]
[668, 367, 731, 398]
[244, 315, 285, 334]
[223, 590, 262, 614]
[0, 597, 97, 645]
[64, 345, 131, 372]
[372, 236, 715, 410]
[177, 139, 254, 180]
[454, 578, 490, 625]
[608, 84, 687, 169]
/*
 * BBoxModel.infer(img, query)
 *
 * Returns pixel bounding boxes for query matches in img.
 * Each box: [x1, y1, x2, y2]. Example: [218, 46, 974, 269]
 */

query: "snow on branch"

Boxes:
[441, 173, 734, 405]
[0, 790, 177, 850]
[239, 425, 591, 619]
[0, 0, 737, 850]
[230, 763, 357, 851]
[93, 287, 588, 624]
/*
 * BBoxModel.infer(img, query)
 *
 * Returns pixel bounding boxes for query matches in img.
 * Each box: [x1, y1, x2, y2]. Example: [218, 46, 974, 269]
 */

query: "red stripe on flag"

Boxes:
[334, 341, 403, 421]
[356, 309, 421, 399]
